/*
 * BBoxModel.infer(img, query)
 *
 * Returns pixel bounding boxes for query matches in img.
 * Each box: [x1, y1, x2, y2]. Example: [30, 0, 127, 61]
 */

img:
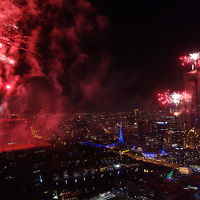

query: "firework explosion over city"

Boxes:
[157, 90, 192, 106]
[0, 1, 198, 137]
[180, 52, 200, 70]
[0, 0, 110, 114]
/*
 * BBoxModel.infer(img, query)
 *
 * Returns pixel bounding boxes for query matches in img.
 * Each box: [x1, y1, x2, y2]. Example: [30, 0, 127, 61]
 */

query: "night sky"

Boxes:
[89, 0, 200, 110]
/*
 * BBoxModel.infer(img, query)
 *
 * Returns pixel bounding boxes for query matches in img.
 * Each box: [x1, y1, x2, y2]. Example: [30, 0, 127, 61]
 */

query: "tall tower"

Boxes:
[117, 124, 125, 143]
[184, 70, 200, 128]
[180, 52, 200, 128]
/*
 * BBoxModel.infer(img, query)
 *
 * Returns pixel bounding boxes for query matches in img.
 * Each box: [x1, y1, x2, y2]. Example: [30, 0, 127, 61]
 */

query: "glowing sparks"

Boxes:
[171, 92, 181, 105]
[189, 53, 200, 61]
[181, 91, 192, 103]
[9, 59, 15, 65]
[0, 20, 29, 98]
[0, 23, 20, 66]
[174, 111, 181, 117]
[157, 91, 192, 106]
[180, 56, 190, 66]
[0, 54, 15, 65]
[5, 84, 11, 90]
[0, 21, 31, 67]
[157, 91, 171, 105]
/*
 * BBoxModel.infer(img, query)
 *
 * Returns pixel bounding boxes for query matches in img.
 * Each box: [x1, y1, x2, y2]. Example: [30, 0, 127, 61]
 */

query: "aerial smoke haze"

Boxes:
[0, 0, 111, 114]
[0, 0, 112, 142]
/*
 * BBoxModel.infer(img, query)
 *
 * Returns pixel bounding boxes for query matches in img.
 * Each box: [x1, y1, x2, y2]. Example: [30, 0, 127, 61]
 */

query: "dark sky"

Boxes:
[88, 0, 200, 110]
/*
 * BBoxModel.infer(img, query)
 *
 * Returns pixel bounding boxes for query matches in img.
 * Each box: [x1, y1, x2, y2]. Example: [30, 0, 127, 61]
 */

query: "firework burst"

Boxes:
[180, 52, 200, 69]
[157, 90, 192, 106]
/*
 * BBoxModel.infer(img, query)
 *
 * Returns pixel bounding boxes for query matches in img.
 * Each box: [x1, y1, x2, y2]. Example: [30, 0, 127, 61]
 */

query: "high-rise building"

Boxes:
[184, 128, 200, 148]
[184, 70, 200, 128]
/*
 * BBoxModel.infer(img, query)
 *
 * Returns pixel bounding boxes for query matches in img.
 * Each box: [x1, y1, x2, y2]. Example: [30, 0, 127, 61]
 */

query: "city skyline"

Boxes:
[0, 1, 200, 200]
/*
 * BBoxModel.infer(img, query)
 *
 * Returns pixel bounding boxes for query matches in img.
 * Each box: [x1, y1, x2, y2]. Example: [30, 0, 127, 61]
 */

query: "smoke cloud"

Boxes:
[0, 0, 111, 142]
[0, 0, 111, 114]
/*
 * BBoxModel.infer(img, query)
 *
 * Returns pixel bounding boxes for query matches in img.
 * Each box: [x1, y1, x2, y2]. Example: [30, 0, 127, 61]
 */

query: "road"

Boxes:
[108, 149, 179, 169]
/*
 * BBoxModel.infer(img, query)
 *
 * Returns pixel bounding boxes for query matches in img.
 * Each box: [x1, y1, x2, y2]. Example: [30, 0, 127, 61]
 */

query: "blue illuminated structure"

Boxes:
[159, 149, 167, 156]
[194, 191, 200, 200]
[142, 149, 168, 159]
[142, 152, 157, 158]
[117, 125, 125, 143]
[82, 124, 167, 156]
[82, 124, 128, 148]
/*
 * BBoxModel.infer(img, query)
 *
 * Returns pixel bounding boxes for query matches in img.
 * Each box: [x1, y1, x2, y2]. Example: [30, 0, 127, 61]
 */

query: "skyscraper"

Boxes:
[184, 70, 200, 128]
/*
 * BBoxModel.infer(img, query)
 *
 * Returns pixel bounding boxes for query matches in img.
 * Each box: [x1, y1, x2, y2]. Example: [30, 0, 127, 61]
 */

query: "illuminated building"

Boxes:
[184, 70, 200, 128]
[184, 128, 200, 148]
[150, 110, 186, 150]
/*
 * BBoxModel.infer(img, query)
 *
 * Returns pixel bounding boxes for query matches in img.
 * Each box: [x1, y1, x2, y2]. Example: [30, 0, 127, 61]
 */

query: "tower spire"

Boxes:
[118, 123, 125, 143]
